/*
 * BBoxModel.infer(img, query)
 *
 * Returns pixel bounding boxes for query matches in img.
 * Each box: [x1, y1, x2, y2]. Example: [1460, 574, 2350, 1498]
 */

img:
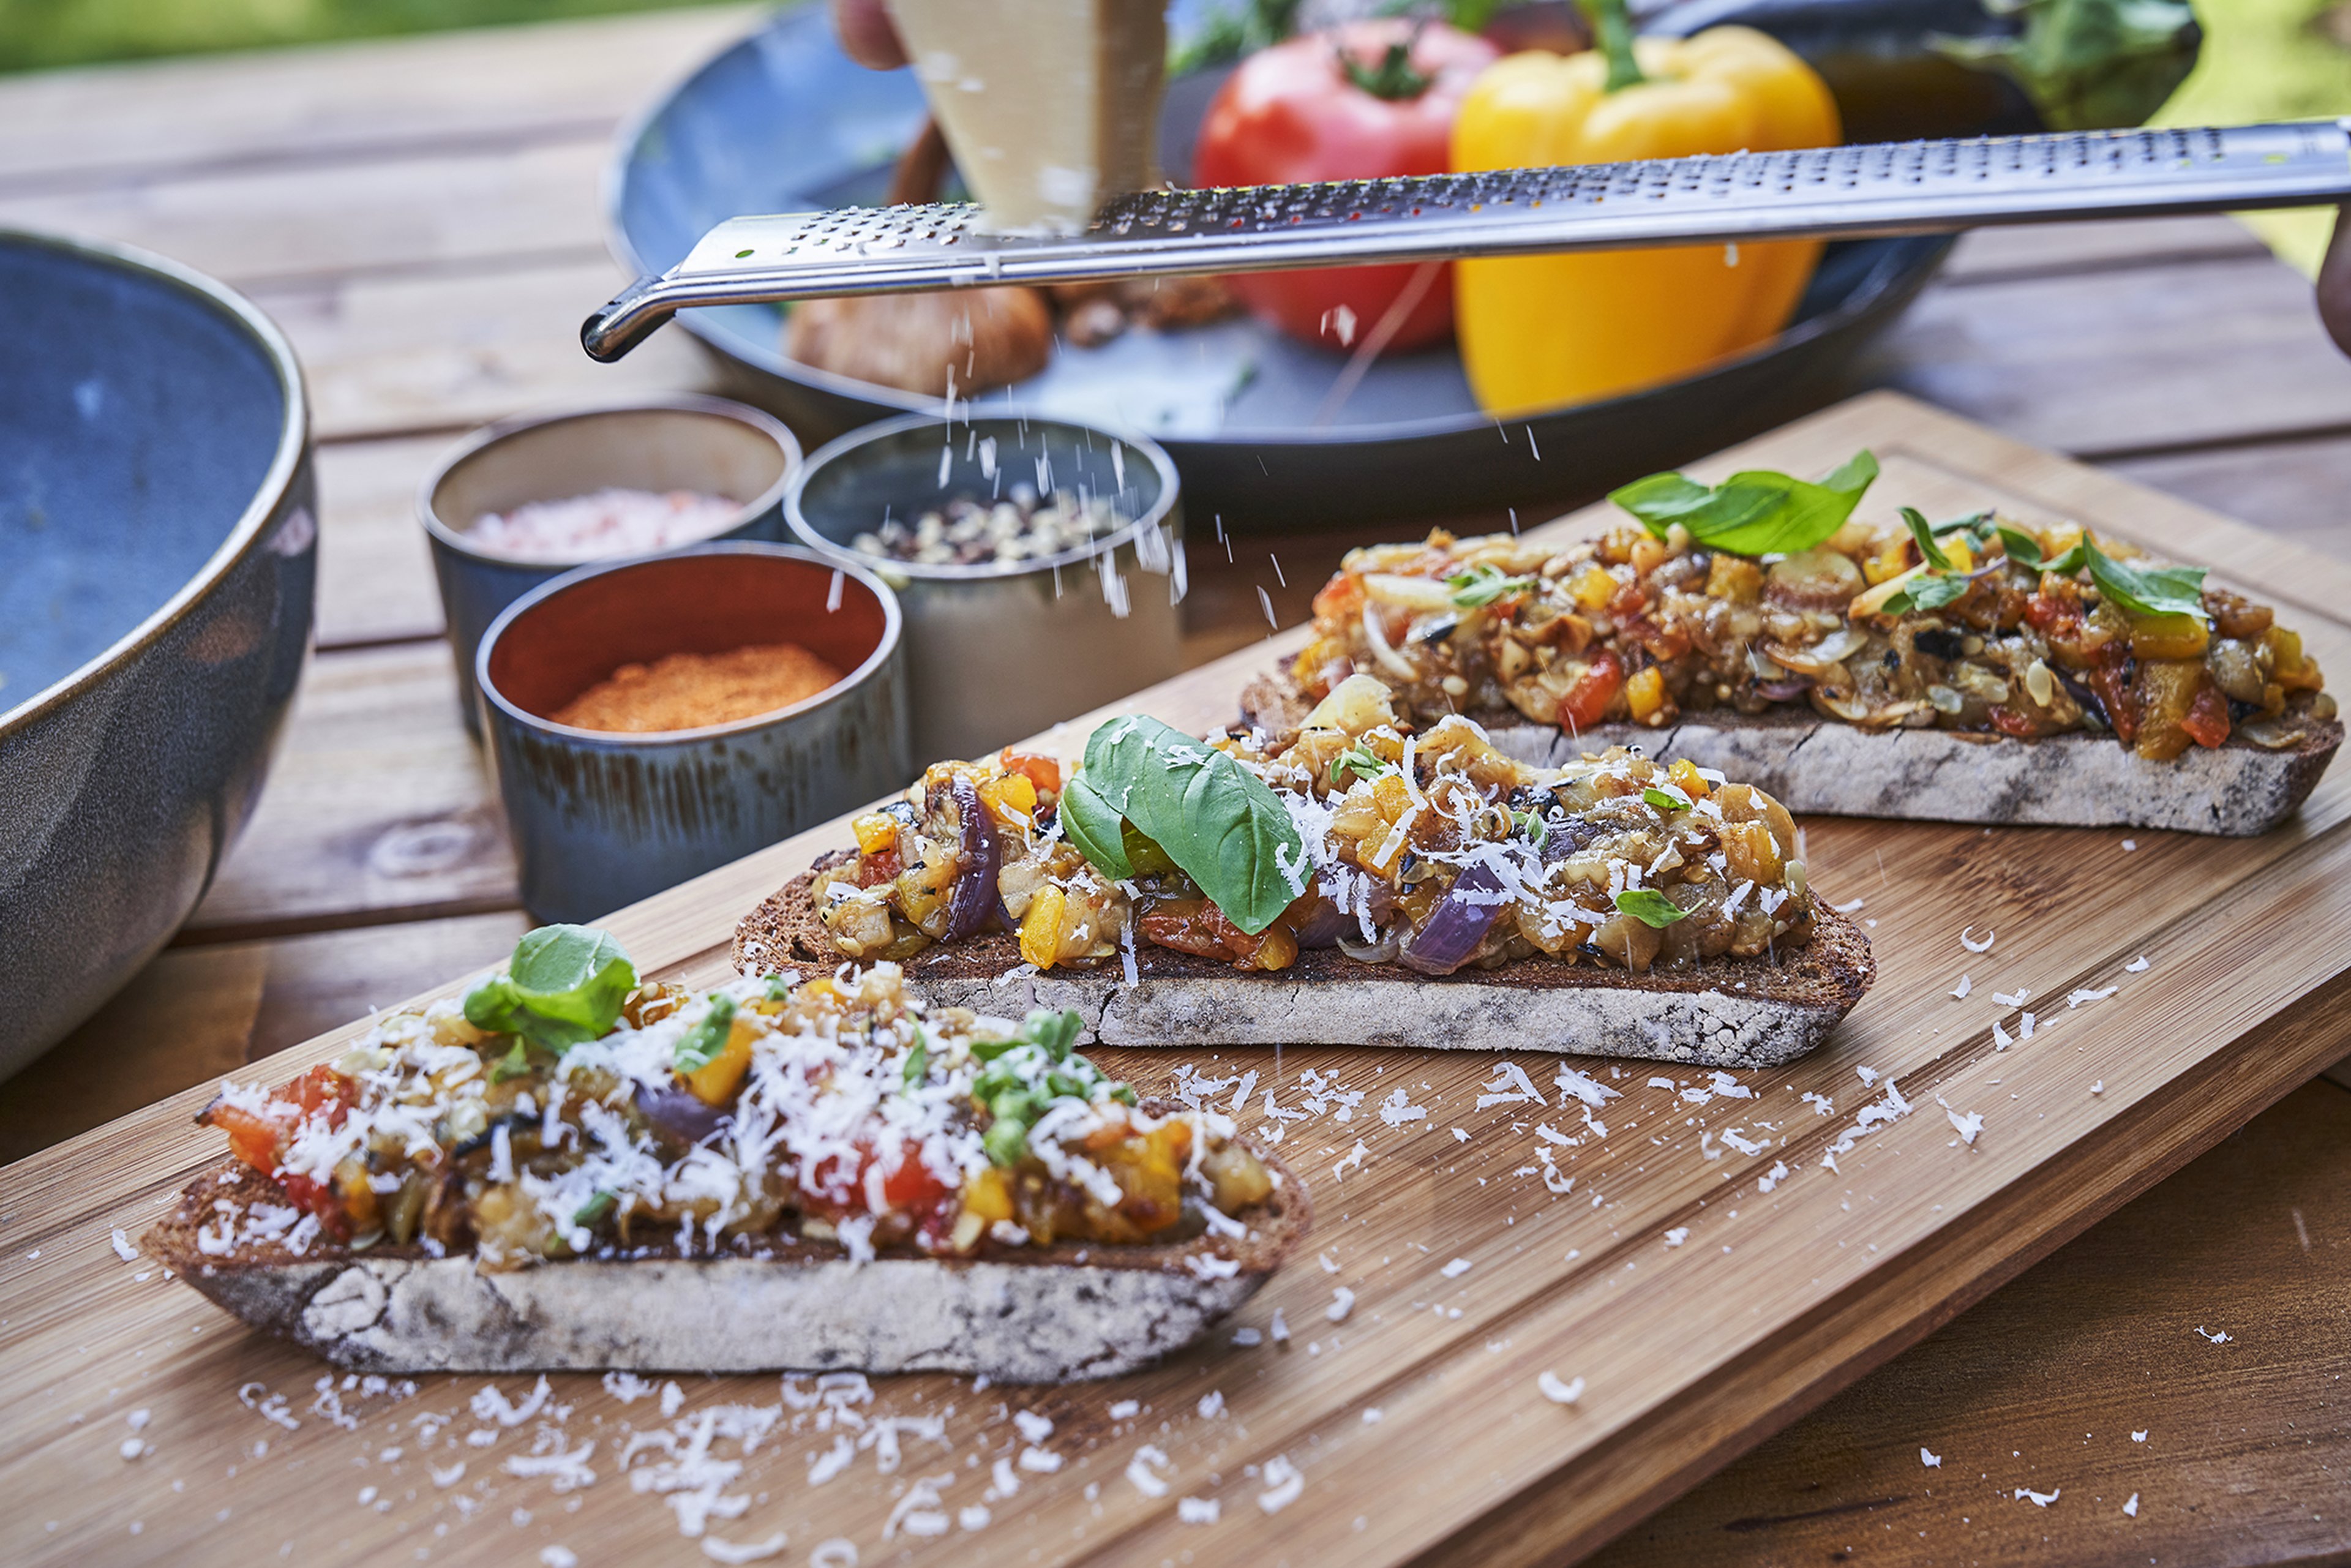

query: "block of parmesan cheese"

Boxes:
[883, 0, 1167, 233]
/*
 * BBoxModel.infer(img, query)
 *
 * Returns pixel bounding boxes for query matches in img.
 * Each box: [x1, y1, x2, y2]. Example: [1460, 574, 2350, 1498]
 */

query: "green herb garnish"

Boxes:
[490, 1040, 533, 1084]
[970, 1010, 1132, 1167]
[672, 995, 738, 1073]
[1881, 571, 1973, 617]
[574, 1191, 617, 1228]
[1445, 563, 1536, 609]
[1330, 741, 1392, 787]
[463, 925, 637, 1053]
[1614, 888, 1689, 928]
[1063, 715, 1308, 935]
[763, 973, 794, 1001]
[1998, 526, 2087, 577]
[1610, 450, 1878, 558]
[1900, 507, 1953, 572]
[1511, 807, 1549, 850]
[902, 1028, 929, 1090]
[1641, 784, 1692, 812]
[2085, 539, 2207, 621]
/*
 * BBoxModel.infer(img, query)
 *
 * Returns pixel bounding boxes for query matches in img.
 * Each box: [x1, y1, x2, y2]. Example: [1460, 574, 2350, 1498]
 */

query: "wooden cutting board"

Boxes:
[6, 391, 2348, 1568]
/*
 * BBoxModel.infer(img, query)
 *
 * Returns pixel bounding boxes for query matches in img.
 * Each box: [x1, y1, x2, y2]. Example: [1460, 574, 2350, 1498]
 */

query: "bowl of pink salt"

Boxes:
[420, 394, 802, 735]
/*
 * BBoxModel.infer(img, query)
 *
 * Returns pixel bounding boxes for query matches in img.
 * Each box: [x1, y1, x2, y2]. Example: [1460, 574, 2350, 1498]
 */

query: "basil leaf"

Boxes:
[763, 973, 793, 1002]
[1020, 1008, 1085, 1059]
[1079, 715, 1308, 934]
[1900, 507, 1952, 572]
[1614, 888, 1689, 928]
[1512, 808, 1548, 850]
[2000, 526, 2087, 577]
[970, 1011, 1122, 1167]
[1935, 509, 1993, 539]
[902, 1028, 929, 1089]
[463, 925, 637, 1052]
[1642, 784, 1692, 812]
[1057, 772, 1134, 882]
[489, 1040, 533, 1084]
[1610, 450, 1877, 558]
[574, 1191, 617, 1228]
[672, 995, 738, 1073]
[1446, 563, 1535, 608]
[1882, 572, 1971, 617]
[2085, 539, 2207, 621]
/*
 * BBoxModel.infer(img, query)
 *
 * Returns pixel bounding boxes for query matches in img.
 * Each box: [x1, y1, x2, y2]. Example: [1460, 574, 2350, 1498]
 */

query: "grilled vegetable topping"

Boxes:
[1292, 476, 2332, 762]
[815, 680, 1819, 978]
[197, 932, 1271, 1270]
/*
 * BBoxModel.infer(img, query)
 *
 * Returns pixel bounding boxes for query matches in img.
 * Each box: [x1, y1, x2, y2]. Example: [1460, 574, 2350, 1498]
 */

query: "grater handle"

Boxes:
[585, 120, 2351, 362]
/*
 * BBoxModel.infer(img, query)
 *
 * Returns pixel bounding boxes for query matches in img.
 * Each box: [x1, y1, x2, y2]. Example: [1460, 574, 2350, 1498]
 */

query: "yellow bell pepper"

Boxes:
[1450, 0, 1839, 415]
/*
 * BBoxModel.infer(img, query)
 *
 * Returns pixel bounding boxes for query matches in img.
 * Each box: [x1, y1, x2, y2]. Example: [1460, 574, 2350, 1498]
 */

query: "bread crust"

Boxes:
[736, 858, 1875, 1068]
[147, 1112, 1308, 1382]
[1239, 672, 2342, 837]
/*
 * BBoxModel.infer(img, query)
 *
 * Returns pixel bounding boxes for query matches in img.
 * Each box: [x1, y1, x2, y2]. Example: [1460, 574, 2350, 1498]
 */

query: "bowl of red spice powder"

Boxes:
[474, 541, 909, 923]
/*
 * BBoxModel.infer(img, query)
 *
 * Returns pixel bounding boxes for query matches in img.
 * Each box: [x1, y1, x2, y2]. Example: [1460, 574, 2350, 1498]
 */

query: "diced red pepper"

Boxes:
[997, 749, 1063, 799]
[1311, 572, 1366, 626]
[2181, 680, 2231, 749]
[2086, 653, 2139, 745]
[1556, 651, 1624, 734]
[2023, 591, 2080, 636]
[856, 847, 902, 887]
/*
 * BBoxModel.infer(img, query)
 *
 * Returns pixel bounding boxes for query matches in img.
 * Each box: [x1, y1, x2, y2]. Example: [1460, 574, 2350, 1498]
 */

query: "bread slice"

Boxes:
[1239, 672, 2341, 837]
[736, 857, 1875, 1070]
[146, 1117, 1308, 1382]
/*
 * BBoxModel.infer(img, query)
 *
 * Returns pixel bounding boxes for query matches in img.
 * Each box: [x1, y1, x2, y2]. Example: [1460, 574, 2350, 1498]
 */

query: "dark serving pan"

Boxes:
[606, 1, 1958, 531]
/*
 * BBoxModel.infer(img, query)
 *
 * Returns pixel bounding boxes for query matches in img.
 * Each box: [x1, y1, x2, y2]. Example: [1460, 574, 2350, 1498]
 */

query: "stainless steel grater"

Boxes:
[583, 119, 2351, 361]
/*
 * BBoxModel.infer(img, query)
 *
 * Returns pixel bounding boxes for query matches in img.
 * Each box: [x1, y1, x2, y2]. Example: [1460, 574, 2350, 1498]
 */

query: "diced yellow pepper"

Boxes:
[850, 812, 898, 855]
[1625, 666, 1667, 723]
[978, 773, 1038, 827]
[963, 1166, 1014, 1223]
[1371, 771, 1412, 823]
[2128, 612, 2210, 661]
[1667, 758, 1710, 799]
[1019, 885, 1067, 970]
[1572, 565, 1617, 611]
[1862, 535, 1911, 586]
[1704, 555, 1761, 603]
[683, 1017, 756, 1106]
[1940, 535, 1974, 573]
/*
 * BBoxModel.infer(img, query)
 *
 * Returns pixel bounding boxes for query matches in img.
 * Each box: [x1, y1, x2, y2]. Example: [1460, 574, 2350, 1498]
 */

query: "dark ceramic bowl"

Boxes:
[476, 542, 910, 924]
[0, 228, 315, 1078]
[421, 395, 803, 735]
[786, 412, 1183, 762]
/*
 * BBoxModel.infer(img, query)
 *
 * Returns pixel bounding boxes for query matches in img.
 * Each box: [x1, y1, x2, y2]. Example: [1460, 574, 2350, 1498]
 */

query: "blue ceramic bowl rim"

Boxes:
[0, 225, 310, 738]
[784, 410, 1182, 582]
[474, 539, 905, 744]
[417, 392, 805, 568]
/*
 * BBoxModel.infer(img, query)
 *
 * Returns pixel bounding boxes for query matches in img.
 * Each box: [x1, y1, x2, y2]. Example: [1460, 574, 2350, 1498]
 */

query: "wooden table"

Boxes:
[2, 10, 2347, 1562]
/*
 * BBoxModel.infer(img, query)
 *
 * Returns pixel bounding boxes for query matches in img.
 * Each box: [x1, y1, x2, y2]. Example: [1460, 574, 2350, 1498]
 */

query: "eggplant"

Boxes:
[1400, 862, 1509, 976]
[635, 1082, 732, 1147]
[1291, 896, 1351, 950]
[943, 775, 1003, 941]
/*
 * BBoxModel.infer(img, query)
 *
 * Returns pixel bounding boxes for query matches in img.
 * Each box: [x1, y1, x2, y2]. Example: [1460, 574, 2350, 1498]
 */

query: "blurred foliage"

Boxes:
[0, 0, 739, 73]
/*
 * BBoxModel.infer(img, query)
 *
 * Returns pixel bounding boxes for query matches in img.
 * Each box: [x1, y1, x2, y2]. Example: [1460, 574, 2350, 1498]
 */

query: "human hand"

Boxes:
[833, 0, 907, 69]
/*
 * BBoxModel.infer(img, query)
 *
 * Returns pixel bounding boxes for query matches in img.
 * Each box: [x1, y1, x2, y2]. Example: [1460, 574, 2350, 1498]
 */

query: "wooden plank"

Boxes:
[1940, 215, 2269, 284]
[1593, 1076, 2351, 1568]
[250, 255, 723, 444]
[2110, 435, 2351, 566]
[184, 643, 514, 940]
[3, 394, 2349, 1568]
[0, 913, 529, 1168]
[0, 7, 762, 189]
[0, 137, 607, 291]
[1863, 254, 2351, 461]
[315, 435, 458, 648]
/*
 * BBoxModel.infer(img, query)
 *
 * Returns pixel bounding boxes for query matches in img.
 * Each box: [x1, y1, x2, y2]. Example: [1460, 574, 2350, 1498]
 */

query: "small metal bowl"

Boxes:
[786, 412, 1183, 762]
[475, 542, 909, 924]
[421, 394, 803, 735]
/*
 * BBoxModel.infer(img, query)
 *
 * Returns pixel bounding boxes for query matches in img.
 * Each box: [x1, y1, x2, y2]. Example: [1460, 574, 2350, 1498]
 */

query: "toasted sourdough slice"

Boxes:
[146, 1113, 1308, 1382]
[737, 855, 1875, 1070]
[1240, 672, 2342, 837]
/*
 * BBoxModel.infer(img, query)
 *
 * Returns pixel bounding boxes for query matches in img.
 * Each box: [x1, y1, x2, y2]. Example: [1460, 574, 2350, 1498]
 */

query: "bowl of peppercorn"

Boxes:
[786, 411, 1183, 762]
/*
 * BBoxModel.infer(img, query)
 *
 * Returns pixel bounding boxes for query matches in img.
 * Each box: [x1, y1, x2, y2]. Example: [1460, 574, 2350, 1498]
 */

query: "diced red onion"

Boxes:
[635, 1082, 729, 1146]
[1338, 925, 1404, 964]
[1751, 678, 1812, 703]
[943, 775, 1002, 940]
[1399, 862, 1507, 975]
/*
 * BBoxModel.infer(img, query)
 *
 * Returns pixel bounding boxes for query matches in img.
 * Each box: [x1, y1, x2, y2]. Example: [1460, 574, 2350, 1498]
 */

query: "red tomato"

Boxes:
[997, 749, 1063, 798]
[1193, 21, 1499, 352]
[1557, 651, 1624, 733]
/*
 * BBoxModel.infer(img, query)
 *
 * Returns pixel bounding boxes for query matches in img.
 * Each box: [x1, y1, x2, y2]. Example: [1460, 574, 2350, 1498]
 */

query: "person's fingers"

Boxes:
[2318, 204, 2351, 358]
[833, 0, 909, 70]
